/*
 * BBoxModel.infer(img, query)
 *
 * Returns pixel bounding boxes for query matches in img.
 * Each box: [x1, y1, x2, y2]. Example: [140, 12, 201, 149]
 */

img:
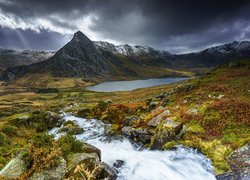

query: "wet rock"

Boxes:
[227, 144, 250, 171]
[147, 110, 170, 127]
[113, 160, 125, 169]
[92, 162, 117, 180]
[122, 115, 140, 126]
[0, 152, 28, 179]
[151, 119, 183, 149]
[122, 126, 152, 144]
[82, 142, 101, 160]
[58, 121, 84, 135]
[216, 169, 250, 180]
[29, 157, 67, 180]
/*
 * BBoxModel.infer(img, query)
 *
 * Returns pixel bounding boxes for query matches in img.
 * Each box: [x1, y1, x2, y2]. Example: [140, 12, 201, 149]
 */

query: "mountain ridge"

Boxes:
[1, 31, 250, 82]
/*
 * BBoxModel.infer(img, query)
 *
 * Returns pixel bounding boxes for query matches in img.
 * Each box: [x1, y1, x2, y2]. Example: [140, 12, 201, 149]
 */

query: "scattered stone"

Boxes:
[113, 160, 125, 169]
[147, 110, 170, 127]
[104, 99, 113, 104]
[188, 107, 198, 115]
[150, 106, 165, 117]
[148, 101, 159, 111]
[183, 100, 188, 104]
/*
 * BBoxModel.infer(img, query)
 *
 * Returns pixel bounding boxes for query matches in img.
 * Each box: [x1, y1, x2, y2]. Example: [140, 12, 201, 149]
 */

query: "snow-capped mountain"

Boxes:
[0, 49, 55, 70]
[94, 41, 171, 57]
[1, 31, 250, 82]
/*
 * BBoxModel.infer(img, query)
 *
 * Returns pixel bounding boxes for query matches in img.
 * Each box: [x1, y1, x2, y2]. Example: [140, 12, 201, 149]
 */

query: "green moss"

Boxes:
[180, 138, 231, 174]
[0, 125, 18, 137]
[186, 121, 205, 134]
[162, 141, 177, 150]
[57, 134, 84, 157]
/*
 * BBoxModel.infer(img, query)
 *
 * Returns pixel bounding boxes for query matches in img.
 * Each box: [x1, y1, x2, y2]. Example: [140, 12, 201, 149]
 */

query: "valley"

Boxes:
[0, 60, 249, 179]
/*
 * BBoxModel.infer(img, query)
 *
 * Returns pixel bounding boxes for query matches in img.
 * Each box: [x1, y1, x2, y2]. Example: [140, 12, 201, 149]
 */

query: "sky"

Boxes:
[0, 0, 250, 54]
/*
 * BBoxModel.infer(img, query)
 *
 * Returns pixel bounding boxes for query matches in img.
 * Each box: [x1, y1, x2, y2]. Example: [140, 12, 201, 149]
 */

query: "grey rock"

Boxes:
[147, 110, 170, 127]
[151, 119, 183, 149]
[92, 162, 117, 180]
[227, 144, 250, 171]
[122, 115, 140, 126]
[216, 169, 250, 180]
[0, 152, 28, 179]
[29, 157, 67, 180]
[122, 126, 152, 144]
[67, 152, 100, 174]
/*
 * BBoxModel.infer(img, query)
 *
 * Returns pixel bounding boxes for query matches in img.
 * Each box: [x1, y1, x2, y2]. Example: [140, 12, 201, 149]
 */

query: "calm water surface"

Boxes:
[86, 77, 189, 92]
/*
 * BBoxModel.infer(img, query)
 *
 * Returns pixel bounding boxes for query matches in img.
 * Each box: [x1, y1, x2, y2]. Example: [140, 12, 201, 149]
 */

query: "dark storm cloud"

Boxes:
[0, 0, 250, 53]
[0, 26, 70, 50]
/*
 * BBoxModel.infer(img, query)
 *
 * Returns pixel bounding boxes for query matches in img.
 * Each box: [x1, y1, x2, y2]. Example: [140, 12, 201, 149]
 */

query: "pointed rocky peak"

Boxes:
[71, 31, 92, 43]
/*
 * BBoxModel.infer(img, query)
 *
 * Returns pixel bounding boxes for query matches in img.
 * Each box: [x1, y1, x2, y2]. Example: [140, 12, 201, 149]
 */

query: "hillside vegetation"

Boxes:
[0, 60, 249, 177]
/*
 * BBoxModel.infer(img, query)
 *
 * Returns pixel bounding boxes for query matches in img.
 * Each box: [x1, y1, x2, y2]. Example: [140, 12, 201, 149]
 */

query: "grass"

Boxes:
[0, 60, 249, 175]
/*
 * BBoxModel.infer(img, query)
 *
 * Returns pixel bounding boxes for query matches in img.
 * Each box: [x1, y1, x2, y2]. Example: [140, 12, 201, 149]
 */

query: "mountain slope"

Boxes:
[0, 49, 54, 71]
[1, 31, 250, 83]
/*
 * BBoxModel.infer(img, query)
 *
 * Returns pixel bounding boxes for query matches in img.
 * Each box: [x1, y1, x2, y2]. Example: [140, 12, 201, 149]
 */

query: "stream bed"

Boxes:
[50, 114, 216, 180]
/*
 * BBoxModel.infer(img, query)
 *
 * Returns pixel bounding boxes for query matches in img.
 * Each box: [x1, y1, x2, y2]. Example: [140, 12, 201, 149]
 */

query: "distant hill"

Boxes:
[0, 49, 55, 71]
[1, 31, 250, 82]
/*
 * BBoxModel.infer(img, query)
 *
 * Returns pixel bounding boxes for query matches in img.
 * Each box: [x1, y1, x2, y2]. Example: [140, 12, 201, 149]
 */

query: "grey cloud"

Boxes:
[0, 0, 250, 53]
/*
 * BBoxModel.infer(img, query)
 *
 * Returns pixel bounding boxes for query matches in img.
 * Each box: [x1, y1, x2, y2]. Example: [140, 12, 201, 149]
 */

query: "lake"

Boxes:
[86, 77, 189, 92]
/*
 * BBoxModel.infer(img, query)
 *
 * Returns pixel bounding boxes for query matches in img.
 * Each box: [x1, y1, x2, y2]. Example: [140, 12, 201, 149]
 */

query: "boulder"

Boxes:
[227, 144, 250, 171]
[0, 152, 28, 179]
[29, 157, 67, 180]
[216, 169, 250, 180]
[67, 153, 100, 174]
[92, 162, 117, 180]
[151, 119, 183, 149]
[150, 106, 165, 117]
[113, 160, 125, 169]
[147, 110, 170, 127]
[82, 142, 101, 160]
[122, 126, 152, 144]
[148, 101, 159, 111]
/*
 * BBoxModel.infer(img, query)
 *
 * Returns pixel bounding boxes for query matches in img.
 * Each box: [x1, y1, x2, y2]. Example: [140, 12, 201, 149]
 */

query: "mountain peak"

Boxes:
[72, 31, 91, 43]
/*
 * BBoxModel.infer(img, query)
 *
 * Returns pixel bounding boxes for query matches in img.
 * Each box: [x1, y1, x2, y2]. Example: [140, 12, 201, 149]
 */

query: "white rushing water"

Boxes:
[50, 114, 216, 180]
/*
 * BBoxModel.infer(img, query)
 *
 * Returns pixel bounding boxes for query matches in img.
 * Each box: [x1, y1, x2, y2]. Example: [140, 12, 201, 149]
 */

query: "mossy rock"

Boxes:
[162, 141, 177, 150]
[67, 127, 84, 135]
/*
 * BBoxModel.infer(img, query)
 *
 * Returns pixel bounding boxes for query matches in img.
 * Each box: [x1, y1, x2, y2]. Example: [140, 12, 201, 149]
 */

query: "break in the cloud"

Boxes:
[0, 0, 250, 53]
